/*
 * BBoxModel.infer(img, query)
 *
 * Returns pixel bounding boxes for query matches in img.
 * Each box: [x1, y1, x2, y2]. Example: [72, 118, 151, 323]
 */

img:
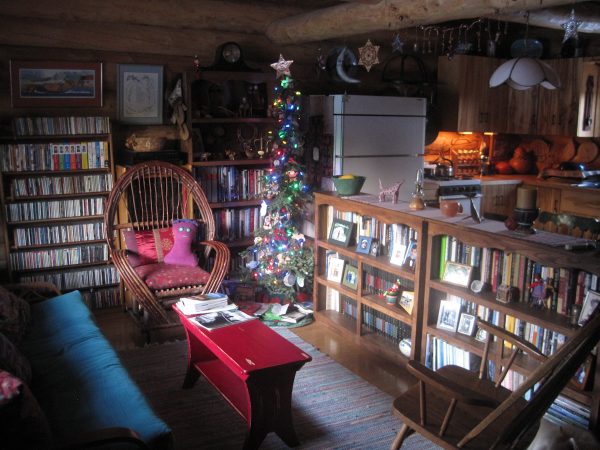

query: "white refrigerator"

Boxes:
[329, 95, 426, 202]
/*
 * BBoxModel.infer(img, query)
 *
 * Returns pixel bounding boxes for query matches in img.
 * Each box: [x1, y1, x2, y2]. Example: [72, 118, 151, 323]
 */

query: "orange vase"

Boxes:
[440, 200, 460, 218]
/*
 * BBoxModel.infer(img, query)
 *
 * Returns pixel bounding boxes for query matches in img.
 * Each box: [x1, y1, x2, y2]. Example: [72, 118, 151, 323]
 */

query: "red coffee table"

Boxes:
[173, 305, 312, 449]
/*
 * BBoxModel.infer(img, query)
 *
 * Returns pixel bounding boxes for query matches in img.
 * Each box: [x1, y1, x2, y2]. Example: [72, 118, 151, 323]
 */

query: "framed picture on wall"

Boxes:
[10, 61, 103, 108]
[117, 64, 164, 124]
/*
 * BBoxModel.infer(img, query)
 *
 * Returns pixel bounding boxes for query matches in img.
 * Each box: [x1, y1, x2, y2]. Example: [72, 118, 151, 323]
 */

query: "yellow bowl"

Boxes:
[332, 176, 366, 196]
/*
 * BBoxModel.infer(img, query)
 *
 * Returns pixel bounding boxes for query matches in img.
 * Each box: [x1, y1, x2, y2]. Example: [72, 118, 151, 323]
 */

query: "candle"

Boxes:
[516, 187, 537, 210]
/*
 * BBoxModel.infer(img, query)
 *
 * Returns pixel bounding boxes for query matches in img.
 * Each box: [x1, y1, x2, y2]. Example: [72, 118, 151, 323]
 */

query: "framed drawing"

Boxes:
[578, 290, 600, 326]
[570, 355, 594, 390]
[403, 241, 418, 271]
[327, 257, 345, 283]
[442, 261, 473, 288]
[356, 236, 372, 254]
[117, 64, 164, 124]
[328, 219, 355, 247]
[369, 240, 380, 257]
[457, 313, 476, 336]
[390, 244, 407, 266]
[342, 265, 359, 290]
[399, 291, 414, 315]
[436, 300, 461, 332]
[10, 61, 103, 108]
[474, 327, 488, 343]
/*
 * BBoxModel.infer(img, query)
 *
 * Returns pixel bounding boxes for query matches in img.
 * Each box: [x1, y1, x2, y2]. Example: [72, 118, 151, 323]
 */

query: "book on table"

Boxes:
[193, 309, 257, 330]
[178, 293, 230, 315]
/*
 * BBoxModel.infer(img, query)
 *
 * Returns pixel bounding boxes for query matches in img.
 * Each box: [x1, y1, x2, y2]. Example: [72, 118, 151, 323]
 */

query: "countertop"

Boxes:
[476, 175, 600, 194]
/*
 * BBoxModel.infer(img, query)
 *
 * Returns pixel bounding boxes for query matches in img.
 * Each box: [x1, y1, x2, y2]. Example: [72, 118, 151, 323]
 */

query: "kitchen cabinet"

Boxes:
[438, 55, 508, 133]
[480, 182, 519, 217]
[577, 59, 600, 138]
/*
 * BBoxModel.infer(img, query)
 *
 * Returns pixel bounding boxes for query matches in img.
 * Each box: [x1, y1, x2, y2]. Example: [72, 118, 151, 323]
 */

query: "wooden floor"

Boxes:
[93, 307, 417, 398]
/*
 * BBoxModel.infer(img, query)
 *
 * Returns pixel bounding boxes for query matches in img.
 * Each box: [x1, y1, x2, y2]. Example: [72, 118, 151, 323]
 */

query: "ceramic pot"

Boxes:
[386, 295, 398, 305]
[440, 200, 460, 218]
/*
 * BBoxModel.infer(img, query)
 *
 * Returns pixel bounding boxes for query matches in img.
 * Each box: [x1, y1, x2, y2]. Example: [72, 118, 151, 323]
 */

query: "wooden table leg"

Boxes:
[182, 330, 211, 389]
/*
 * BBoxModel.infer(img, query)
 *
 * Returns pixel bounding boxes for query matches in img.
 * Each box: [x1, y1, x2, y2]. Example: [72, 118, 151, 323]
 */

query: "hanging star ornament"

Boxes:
[271, 54, 293, 79]
[358, 39, 380, 72]
[392, 35, 404, 53]
[562, 9, 582, 43]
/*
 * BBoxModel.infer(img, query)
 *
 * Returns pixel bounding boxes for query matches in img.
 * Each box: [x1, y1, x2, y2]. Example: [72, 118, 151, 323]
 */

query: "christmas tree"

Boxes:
[236, 55, 314, 299]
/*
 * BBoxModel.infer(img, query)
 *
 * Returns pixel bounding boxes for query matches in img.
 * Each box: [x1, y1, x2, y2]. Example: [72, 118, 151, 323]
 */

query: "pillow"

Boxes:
[123, 228, 174, 267]
[0, 371, 53, 449]
[0, 332, 31, 385]
[0, 286, 31, 345]
[164, 219, 199, 267]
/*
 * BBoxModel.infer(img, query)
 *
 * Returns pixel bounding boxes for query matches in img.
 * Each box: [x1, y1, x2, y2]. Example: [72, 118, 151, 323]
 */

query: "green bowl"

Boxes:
[332, 176, 366, 196]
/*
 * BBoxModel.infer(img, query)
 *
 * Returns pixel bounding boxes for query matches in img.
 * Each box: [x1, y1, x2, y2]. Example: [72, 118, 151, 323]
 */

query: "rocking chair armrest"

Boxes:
[3, 282, 62, 304]
[52, 427, 150, 450]
[198, 240, 231, 293]
[407, 361, 500, 408]
[477, 319, 546, 361]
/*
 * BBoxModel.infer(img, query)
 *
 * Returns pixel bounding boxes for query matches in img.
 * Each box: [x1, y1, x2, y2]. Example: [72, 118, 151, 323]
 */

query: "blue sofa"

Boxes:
[16, 290, 174, 449]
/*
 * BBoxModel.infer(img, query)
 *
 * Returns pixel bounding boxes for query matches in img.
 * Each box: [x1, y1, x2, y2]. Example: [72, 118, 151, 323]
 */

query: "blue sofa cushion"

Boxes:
[18, 291, 174, 450]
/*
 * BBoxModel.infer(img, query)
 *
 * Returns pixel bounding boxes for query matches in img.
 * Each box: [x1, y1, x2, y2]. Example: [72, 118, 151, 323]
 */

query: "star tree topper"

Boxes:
[271, 54, 293, 79]
[562, 9, 582, 43]
[358, 39, 380, 72]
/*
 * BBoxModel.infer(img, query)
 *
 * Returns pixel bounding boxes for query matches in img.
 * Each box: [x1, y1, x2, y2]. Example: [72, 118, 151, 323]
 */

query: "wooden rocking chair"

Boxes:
[390, 311, 600, 450]
[104, 162, 230, 336]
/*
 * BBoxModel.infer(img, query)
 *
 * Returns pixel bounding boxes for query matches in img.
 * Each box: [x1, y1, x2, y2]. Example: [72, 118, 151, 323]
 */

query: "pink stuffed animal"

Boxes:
[164, 219, 199, 267]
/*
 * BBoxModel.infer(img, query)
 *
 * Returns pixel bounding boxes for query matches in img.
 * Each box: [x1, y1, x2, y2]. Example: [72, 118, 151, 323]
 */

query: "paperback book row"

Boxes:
[19, 266, 120, 291]
[213, 207, 260, 241]
[341, 295, 358, 322]
[363, 263, 415, 297]
[10, 243, 109, 271]
[426, 334, 482, 373]
[81, 288, 122, 310]
[7, 197, 106, 222]
[546, 394, 591, 429]
[13, 116, 111, 137]
[193, 166, 268, 204]
[12, 174, 113, 197]
[439, 235, 598, 316]
[1, 141, 110, 172]
[363, 304, 412, 344]
[14, 221, 106, 248]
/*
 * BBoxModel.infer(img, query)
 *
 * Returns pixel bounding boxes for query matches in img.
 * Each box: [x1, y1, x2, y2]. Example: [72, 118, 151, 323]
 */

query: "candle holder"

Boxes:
[514, 207, 539, 235]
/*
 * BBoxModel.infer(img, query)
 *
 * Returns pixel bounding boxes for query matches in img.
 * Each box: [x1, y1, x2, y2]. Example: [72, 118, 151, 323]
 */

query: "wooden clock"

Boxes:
[201, 42, 261, 72]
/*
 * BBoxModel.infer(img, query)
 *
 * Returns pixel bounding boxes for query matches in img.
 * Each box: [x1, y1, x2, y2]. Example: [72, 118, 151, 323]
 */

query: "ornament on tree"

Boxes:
[296, 276, 305, 288]
[562, 9, 582, 43]
[283, 273, 296, 287]
[270, 54, 294, 79]
[358, 39, 380, 72]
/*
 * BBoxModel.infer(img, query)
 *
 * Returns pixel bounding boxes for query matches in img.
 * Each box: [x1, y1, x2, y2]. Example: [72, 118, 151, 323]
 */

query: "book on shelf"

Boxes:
[193, 309, 257, 330]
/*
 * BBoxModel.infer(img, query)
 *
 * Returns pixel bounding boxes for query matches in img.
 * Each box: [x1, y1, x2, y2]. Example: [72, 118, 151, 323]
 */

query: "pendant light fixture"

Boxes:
[489, 12, 561, 90]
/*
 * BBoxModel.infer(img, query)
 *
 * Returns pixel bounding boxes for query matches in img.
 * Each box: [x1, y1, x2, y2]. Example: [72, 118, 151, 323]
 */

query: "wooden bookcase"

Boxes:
[0, 119, 121, 309]
[313, 191, 600, 428]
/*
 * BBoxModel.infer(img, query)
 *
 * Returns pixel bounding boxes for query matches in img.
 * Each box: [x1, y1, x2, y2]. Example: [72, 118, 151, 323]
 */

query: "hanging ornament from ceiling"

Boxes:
[270, 54, 293, 79]
[358, 39, 380, 72]
[316, 44, 326, 75]
[562, 9, 582, 43]
[392, 34, 404, 53]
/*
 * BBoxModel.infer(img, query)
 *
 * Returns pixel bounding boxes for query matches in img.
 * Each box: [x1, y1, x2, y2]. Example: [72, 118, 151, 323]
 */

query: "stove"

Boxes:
[424, 176, 482, 212]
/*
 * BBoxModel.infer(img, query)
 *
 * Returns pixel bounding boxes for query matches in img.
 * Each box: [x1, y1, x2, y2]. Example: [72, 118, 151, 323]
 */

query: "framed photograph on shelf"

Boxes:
[442, 261, 473, 288]
[570, 355, 594, 390]
[578, 290, 600, 326]
[399, 291, 414, 315]
[10, 61, 103, 108]
[403, 241, 418, 271]
[369, 240, 380, 257]
[327, 257, 345, 283]
[457, 313, 476, 336]
[117, 64, 164, 125]
[328, 219, 355, 247]
[390, 244, 407, 266]
[356, 236, 372, 254]
[342, 265, 359, 290]
[474, 327, 488, 343]
[436, 300, 461, 332]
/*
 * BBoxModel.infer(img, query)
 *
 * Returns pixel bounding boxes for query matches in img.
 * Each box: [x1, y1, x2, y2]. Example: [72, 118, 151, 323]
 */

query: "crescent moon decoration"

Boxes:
[336, 47, 361, 84]
[358, 39, 380, 72]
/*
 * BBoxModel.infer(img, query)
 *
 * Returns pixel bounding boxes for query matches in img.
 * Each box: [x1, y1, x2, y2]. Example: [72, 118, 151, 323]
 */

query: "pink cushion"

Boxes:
[164, 219, 199, 267]
[0, 286, 31, 345]
[135, 262, 210, 291]
[123, 228, 174, 267]
[0, 332, 31, 385]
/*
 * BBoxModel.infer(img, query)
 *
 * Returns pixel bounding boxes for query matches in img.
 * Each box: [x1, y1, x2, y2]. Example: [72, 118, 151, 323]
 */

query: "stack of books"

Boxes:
[176, 293, 232, 315]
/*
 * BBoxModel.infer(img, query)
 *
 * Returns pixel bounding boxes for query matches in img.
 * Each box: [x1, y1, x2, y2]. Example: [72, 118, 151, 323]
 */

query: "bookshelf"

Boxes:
[0, 117, 121, 309]
[313, 191, 600, 429]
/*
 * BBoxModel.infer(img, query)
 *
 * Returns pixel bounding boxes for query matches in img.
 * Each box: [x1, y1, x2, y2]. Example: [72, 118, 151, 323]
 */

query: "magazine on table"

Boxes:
[193, 309, 257, 330]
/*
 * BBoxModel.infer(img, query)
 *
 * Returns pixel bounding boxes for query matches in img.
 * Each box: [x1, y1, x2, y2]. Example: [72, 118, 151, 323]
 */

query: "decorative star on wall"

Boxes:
[271, 54, 293, 78]
[562, 9, 582, 43]
[358, 39, 379, 72]
[392, 36, 404, 53]
[342, 91, 351, 102]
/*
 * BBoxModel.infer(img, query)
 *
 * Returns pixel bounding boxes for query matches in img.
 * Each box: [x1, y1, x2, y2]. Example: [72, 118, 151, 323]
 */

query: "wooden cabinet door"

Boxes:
[507, 86, 539, 134]
[480, 184, 518, 217]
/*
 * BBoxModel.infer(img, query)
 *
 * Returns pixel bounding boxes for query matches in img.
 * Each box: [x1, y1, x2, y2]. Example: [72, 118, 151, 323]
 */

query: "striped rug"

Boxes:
[119, 328, 442, 450]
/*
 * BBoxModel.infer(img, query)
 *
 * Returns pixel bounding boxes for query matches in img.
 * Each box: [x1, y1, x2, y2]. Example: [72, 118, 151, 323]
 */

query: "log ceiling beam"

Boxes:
[266, 0, 593, 44]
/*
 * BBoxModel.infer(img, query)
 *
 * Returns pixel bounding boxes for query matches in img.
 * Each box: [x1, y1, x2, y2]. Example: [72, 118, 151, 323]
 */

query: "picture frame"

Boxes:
[342, 265, 359, 290]
[328, 219, 355, 247]
[399, 291, 414, 315]
[578, 290, 600, 326]
[442, 261, 473, 288]
[390, 244, 407, 266]
[403, 241, 418, 271]
[10, 61, 103, 108]
[457, 313, 477, 336]
[436, 300, 461, 332]
[327, 257, 345, 283]
[221, 280, 257, 302]
[474, 327, 488, 343]
[117, 64, 164, 124]
[356, 236, 372, 254]
[369, 240, 380, 257]
[570, 355, 594, 390]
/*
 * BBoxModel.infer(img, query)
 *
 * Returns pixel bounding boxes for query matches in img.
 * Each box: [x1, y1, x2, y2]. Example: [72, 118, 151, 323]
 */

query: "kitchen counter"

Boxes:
[477, 175, 600, 194]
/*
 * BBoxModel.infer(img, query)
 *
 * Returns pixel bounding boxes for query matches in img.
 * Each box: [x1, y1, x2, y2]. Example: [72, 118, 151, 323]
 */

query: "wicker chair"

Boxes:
[104, 162, 230, 336]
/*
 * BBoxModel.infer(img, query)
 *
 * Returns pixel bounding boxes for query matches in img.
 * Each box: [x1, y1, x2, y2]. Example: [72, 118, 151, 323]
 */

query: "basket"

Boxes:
[332, 176, 366, 196]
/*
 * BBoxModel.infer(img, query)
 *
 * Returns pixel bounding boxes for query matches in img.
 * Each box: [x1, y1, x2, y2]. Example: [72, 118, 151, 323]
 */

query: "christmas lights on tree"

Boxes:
[236, 58, 314, 298]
